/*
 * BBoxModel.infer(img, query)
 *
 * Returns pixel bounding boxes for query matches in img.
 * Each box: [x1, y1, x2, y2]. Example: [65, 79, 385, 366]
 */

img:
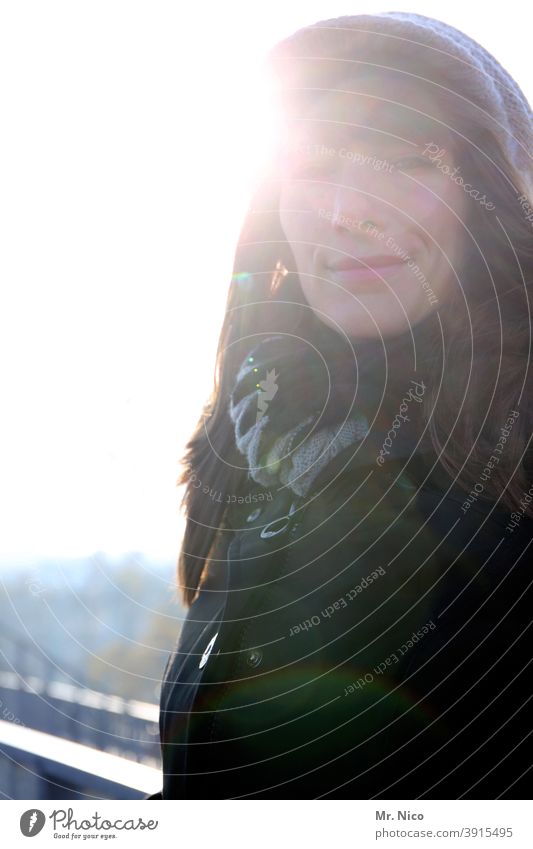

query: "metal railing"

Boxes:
[0, 671, 160, 766]
[0, 718, 162, 799]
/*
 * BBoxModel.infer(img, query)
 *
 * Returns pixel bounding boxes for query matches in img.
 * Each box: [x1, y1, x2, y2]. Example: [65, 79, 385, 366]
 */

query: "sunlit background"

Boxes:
[1, 0, 531, 570]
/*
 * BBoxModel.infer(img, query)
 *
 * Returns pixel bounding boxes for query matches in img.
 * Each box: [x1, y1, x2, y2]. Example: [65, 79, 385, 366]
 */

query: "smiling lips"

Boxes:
[327, 254, 405, 270]
[324, 254, 407, 286]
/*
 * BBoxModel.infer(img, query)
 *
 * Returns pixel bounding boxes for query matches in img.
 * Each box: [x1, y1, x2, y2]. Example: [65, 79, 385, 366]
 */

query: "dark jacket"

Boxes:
[148, 419, 533, 800]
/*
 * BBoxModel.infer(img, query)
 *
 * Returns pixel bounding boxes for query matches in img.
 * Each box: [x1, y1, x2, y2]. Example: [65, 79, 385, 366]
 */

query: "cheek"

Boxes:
[404, 177, 467, 256]
[403, 184, 443, 227]
[279, 188, 305, 244]
[401, 173, 454, 221]
[279, 192, 321, 273]
[279, 181, 334, 234]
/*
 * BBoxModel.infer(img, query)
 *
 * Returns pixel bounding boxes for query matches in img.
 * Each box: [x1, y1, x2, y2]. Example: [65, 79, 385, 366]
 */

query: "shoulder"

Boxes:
[309, 442, 526, 557]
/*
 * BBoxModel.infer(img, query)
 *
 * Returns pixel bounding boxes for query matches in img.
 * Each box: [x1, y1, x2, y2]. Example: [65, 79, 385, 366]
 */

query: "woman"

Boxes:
[148, 12, 532, 799]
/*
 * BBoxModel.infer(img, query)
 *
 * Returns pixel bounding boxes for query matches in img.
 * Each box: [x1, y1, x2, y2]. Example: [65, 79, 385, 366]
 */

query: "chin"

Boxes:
[316, 308, 413, 341]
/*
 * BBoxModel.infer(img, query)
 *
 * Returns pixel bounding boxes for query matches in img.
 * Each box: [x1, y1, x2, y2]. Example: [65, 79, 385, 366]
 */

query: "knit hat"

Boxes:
[266, 12, 533, 200]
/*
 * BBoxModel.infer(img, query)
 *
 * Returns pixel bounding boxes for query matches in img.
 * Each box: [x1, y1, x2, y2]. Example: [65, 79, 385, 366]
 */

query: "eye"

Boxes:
[295, 162, 334, 178]
[284, 159, 335, 180]
[281, 148, 335, 179]
[393, 156, 432, 170]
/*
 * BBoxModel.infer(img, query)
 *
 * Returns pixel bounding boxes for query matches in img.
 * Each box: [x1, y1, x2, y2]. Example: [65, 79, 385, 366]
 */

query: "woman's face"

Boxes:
[278, 73, 469, 339]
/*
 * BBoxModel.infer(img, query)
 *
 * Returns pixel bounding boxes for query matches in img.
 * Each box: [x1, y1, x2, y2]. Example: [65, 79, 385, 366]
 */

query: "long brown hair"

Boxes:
[175, 29, 533, 608]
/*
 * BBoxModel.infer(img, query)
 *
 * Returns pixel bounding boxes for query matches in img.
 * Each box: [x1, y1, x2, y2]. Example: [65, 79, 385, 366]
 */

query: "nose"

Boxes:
[325, 158, 388, 236]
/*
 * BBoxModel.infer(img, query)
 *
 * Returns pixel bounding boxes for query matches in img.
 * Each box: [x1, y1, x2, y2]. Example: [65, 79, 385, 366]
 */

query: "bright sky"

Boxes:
[1, 1, 531, 568]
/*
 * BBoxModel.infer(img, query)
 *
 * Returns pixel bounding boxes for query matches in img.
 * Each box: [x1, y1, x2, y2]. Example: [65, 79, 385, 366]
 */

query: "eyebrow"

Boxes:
[286, 123, 423, 151]
[285, 108, 443, 148]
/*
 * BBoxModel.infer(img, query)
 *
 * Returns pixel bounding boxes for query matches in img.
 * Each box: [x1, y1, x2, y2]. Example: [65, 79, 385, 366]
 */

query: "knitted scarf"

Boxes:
[229, 315, 440, 497]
